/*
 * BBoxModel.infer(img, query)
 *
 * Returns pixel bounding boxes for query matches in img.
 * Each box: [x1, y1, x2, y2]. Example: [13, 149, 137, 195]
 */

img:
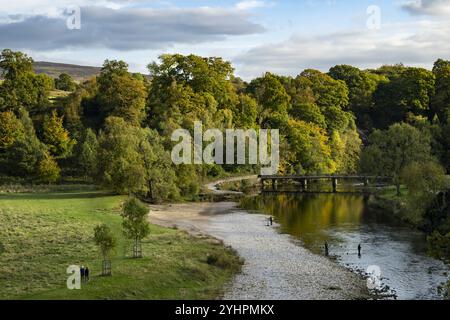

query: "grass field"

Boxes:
[0, 189, 241, 300]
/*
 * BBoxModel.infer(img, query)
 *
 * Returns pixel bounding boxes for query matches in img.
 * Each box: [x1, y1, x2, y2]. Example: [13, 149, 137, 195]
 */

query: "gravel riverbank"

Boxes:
[150, 202, 369, 300]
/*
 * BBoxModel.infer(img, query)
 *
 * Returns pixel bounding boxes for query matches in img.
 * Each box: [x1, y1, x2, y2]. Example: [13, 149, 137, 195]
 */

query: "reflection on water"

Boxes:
[240, 194, 449, 300]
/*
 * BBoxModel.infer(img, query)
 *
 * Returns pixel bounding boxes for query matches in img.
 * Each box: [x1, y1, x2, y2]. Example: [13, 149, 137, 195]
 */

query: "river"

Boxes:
[239, 193, 449, 300]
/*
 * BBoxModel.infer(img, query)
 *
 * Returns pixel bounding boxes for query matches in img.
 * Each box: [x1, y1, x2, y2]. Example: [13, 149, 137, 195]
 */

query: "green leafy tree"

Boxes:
[295, 69, 351, 133]
[59, 78, 98, 138]
[247, 73, 290, 130]
[329, 65, 386, 129]
[284, 119, 335, 174]
[97, 117, 147, 194]
[97, 117, 179, 198]
[42, 110, 75, 158]
[400, 161, 447, 225]
[55, 73, 77, 91]
[373, 67, 435, 128]
[93, 224, 116, 276]
[148, 54, 239, 139]
[121, 197, 150, 258]
[330, 129, 362, 174]
[148, 54, 237, 108]
[234, 94, 258, 129]
[0, 108, 47, 180]
[0, 111, 25, 149]
[97, 60, 147, 126]
[290, 102, 327, 129]
[77, 128, 99, 180]
[431, 59, 450, 124]
[139, 129, 179, 202]
[0, 49, 52, 114]
[360, 123, 432, 195]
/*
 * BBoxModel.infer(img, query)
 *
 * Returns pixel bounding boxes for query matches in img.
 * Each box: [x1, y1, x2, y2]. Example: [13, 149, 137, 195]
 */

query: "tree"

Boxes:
[55, 73, 77, 91]
[0, 108, 47, 180]
[147, 54, 239, 139]
[0, 111, 25, 149]
[247, 73, 290, 130]
[38, 152, 61, 184]
[77, 128, 98, 180]
[139, 129, 179, 202]
[42, 110, 75, 158]
[121, 197, 150, 258]
[373, 67, 435, 128]
[97, 117, 179, 198]
[97, 60, 148, 126]
[0, 49, 52, 114]
[329, 65, 386, 129]
[97, 117, 147, 194]
[330, 129, 362, 174]
[93, 224, 116, 276]
[290, 102, 327, 129]
[401, 161, 447, 197]
[148, 54, 237, 109]
[400, 161, 447, 226]
[360, 123, 432, 195]
[295, 69, 352, 133]
[234, 94, 258, 129]
[284, 119, 335, 174]
[59, 78, 99, 138]
[431, 59, 450, 123]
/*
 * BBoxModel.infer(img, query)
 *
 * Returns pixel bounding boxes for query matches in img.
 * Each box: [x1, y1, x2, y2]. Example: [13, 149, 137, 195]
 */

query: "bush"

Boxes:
[38, 154, 61, 184]
[427, 231, 450, 261]
[206, 250, 242, 272]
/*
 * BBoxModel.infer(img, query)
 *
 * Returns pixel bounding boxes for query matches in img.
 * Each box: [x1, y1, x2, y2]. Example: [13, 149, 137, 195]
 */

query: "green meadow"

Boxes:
[0, 189, 241, 300]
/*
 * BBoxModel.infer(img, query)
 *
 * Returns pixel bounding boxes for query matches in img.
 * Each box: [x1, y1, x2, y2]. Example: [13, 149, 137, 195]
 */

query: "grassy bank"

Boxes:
[0, 190, 241, 300]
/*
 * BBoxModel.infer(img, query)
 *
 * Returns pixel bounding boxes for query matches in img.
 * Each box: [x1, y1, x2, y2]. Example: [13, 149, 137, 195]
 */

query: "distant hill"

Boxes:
[33, 61, 102, 82]
[1, 61, 150, 82]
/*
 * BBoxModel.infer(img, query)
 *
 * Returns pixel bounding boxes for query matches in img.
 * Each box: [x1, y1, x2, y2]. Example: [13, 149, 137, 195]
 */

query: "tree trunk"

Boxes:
[148, 180, 154, 201]
[396, 183, 401, 197]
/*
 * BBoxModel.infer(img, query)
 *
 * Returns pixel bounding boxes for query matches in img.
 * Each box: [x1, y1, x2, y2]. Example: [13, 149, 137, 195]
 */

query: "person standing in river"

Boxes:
[358, 244, 362, 257]
[269, 216, 273, 226]
[324, 242, 329, 256]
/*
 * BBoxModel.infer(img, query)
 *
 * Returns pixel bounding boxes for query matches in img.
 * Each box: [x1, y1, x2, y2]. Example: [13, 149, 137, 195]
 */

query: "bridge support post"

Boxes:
[301, 179, 308, 192]
[332, 178, 338, 193]
[364, 177, 369, 187]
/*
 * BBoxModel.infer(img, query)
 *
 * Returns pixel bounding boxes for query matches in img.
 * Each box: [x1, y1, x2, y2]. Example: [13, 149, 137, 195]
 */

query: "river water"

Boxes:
[239, 194, 449, 300]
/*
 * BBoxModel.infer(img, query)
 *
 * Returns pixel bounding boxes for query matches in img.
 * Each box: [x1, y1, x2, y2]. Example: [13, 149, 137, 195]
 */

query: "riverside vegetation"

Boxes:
[0, 49, 449, 298]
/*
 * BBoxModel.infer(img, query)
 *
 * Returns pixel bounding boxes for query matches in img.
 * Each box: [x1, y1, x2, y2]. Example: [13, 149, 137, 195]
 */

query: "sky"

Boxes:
[0, 0, 449, 80]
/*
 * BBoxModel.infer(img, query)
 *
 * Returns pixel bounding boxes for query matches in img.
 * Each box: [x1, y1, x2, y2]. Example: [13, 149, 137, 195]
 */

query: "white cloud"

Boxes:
[401, 0, 450, 16]
[0, 6, 265, 51]
[235, 1, 273, 10]
[234, 19, 450, 79]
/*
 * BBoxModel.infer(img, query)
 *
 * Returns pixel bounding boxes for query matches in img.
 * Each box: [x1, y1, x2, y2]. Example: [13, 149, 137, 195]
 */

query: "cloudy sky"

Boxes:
[0, 0, 449, 79]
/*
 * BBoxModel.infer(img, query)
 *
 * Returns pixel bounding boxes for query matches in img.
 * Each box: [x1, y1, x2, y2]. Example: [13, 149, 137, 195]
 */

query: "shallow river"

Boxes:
[239, 194, 449, 300]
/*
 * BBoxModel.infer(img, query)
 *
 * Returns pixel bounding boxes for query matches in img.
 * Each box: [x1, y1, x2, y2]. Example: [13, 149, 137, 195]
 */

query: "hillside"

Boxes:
[33, 61, 102, 82]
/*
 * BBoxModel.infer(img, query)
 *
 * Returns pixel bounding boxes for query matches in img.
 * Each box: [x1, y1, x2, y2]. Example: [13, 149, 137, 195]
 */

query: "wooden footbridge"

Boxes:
[259, 175, 392, 193]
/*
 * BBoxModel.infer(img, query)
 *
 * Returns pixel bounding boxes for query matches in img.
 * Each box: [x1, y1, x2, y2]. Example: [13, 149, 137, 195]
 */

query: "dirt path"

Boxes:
[204, 175, 258, 195]
[149, 177, 369, 300]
